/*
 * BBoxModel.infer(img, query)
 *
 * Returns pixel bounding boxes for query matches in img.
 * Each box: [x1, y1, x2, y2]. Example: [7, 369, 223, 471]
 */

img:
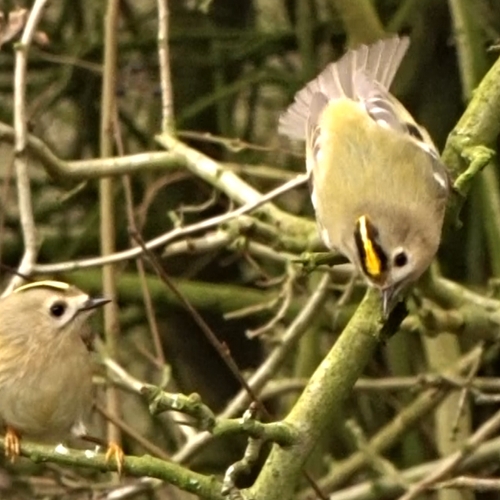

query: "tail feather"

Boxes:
[278, 37, 410, 140]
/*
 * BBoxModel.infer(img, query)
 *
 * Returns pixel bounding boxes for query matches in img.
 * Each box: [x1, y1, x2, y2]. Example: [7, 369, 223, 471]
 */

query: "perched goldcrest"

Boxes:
[279, 37, 450, 315]
[0, 281, 120, 466]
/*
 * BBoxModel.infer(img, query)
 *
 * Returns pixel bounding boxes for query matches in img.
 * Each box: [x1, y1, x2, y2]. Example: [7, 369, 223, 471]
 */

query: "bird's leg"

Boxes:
[4, 426, 20, 462]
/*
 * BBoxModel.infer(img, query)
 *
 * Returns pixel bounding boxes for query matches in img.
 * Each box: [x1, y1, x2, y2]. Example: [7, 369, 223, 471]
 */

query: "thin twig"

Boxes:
[435, 476, 500, 491]
[261, 375, 500, 399]
[399, 408, 500, 500]
[133, 230, 327, 499]
[100, 0, 122, 450]
[95, 404, 171, 461]
[246, 263, 297, 338]
[113, 103, 166, 369]
[327, 436, 500, 500]
[0, 151, 15, 271]
[178, 130, 303, 157]
[32, 173, 308, 274]
[5, 0, 50, 294]
[451, 343, 484, 439]
[113, 105, 190, 445]
[130, 230, 264, 410]
[346, 419, 410, 490]
[172, 272, 332, 463]
[157, 0, 174, 133]
[101, 353, 146, 394]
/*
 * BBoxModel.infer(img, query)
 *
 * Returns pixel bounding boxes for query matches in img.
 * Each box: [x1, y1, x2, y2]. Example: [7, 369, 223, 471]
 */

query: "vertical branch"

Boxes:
[421, 5, 487, 500]
[212, 40, 230, 135]
[111, 110, 166, 369]
[296, 0, 316, 79]
[6, 0, 50, 294]
[250, 289, 389, 500]
[448, 0, 488, 102]
[157, 0, 174, 134]
[0, 155, 15, 274]
[100, 0, 122, 448]
[448, 0, 500, 278]
[477, 160, 500, 277]
[332, 0, 385, 46]
[114, 109, 189, 446]
[112, 7, 189, 441]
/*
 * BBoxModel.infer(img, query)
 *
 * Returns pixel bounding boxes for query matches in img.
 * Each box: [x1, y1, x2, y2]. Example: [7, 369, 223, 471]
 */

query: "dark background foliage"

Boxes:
[1, 1, 500, 499]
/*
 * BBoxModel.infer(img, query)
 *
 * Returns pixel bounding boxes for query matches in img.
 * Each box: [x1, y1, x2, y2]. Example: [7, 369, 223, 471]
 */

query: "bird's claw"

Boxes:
[4, 427, 20, 462]
[105, 441, 124, 475]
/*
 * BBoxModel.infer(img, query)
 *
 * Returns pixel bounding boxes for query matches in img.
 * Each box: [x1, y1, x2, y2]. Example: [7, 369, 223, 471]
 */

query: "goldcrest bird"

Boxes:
[0, 280, 122, 469]
[279, 37, 450, 315]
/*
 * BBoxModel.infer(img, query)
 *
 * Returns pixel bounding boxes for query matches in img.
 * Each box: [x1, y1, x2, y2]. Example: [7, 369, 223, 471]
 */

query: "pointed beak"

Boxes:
[79, 297, 111, 312]
[381, 287, 395, 318]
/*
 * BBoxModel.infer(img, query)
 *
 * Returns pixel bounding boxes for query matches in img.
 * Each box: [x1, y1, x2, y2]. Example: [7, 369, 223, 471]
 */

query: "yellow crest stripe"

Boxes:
[358, 215, 382, 277]
[13, 280, 70, 294]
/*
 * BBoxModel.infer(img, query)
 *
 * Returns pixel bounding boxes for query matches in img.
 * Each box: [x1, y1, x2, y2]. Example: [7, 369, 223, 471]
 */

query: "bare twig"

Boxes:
[95, 404, 171, 461]
[178, 129, 303, 157]
[435, 476, 500, 491]
[32, 173, 308, 274]
[222, 404, 263, 497]
[399, 408, 500, 500]
[131, 230, 264, 410]
[100, 0, 122, 451]
[346, 419, 409, 490]
[157, 0, 174, 132]
[172, 272, 332, 463]
[327, 436, 500, 500]
[246, 263, 297, 338]
[5, 0, 50, 294]
[155, 135, 314, 243]
[261, 375, 500, 399]
[102, 355, 145, 394]
[113, 103, 167, 370]
[451, 343, 484, 438]
[0, 121, 185, 179]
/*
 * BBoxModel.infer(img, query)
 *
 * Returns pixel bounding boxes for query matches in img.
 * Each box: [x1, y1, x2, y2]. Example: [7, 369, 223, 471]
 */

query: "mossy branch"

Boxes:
[0, 441, 225, 500]
[249, 289, 404, 499]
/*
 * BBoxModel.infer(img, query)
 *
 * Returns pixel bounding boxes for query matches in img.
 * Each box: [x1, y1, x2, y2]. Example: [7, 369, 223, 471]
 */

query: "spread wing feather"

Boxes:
[278, 37, 410, 141]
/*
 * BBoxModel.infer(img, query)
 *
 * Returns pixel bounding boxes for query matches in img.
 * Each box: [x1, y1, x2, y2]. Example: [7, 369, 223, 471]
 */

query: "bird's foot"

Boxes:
[4, 427, 20, 462]
[105, 441, 125, 475]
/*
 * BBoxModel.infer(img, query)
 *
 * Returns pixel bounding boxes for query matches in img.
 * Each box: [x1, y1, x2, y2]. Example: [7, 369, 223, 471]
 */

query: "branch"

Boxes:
[156, 134, 317, 246]
[442, 50, 500, 202]
[172, 272, 332, 463]
[32, 173, 309, 274]
[303, 344, 484, 497]
[100, 0, 122, 454]
[250, 289, 403, 500]
[142, 385, 296, 445]
[399, 408, 500, 500]
[6, 0, 50, 293]
[156, 0, 174, 133]
[327, 436, 500, 500]
[0, 122, 185, 181]
[0, 440, 224, 500]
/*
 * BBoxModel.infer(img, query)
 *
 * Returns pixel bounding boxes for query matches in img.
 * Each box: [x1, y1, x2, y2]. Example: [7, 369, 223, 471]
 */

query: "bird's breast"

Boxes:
[311, 101, 446, 252]
[0, 336, 93, 441]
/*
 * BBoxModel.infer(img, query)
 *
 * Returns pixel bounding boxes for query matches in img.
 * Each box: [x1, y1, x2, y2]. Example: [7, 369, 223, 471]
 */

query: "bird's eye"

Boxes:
[393, 251, 408, 268]
[406, 122, 424, 141]
[50, 301, 67, 317]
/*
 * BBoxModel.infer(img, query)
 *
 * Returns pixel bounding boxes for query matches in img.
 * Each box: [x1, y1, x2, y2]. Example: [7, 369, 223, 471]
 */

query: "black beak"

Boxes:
[80, 297, 111, 312]
[381, 287, 395, 318]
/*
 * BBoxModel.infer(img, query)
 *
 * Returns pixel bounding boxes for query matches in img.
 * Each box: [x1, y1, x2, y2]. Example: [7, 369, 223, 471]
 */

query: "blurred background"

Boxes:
[0, 1, 500, 499]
